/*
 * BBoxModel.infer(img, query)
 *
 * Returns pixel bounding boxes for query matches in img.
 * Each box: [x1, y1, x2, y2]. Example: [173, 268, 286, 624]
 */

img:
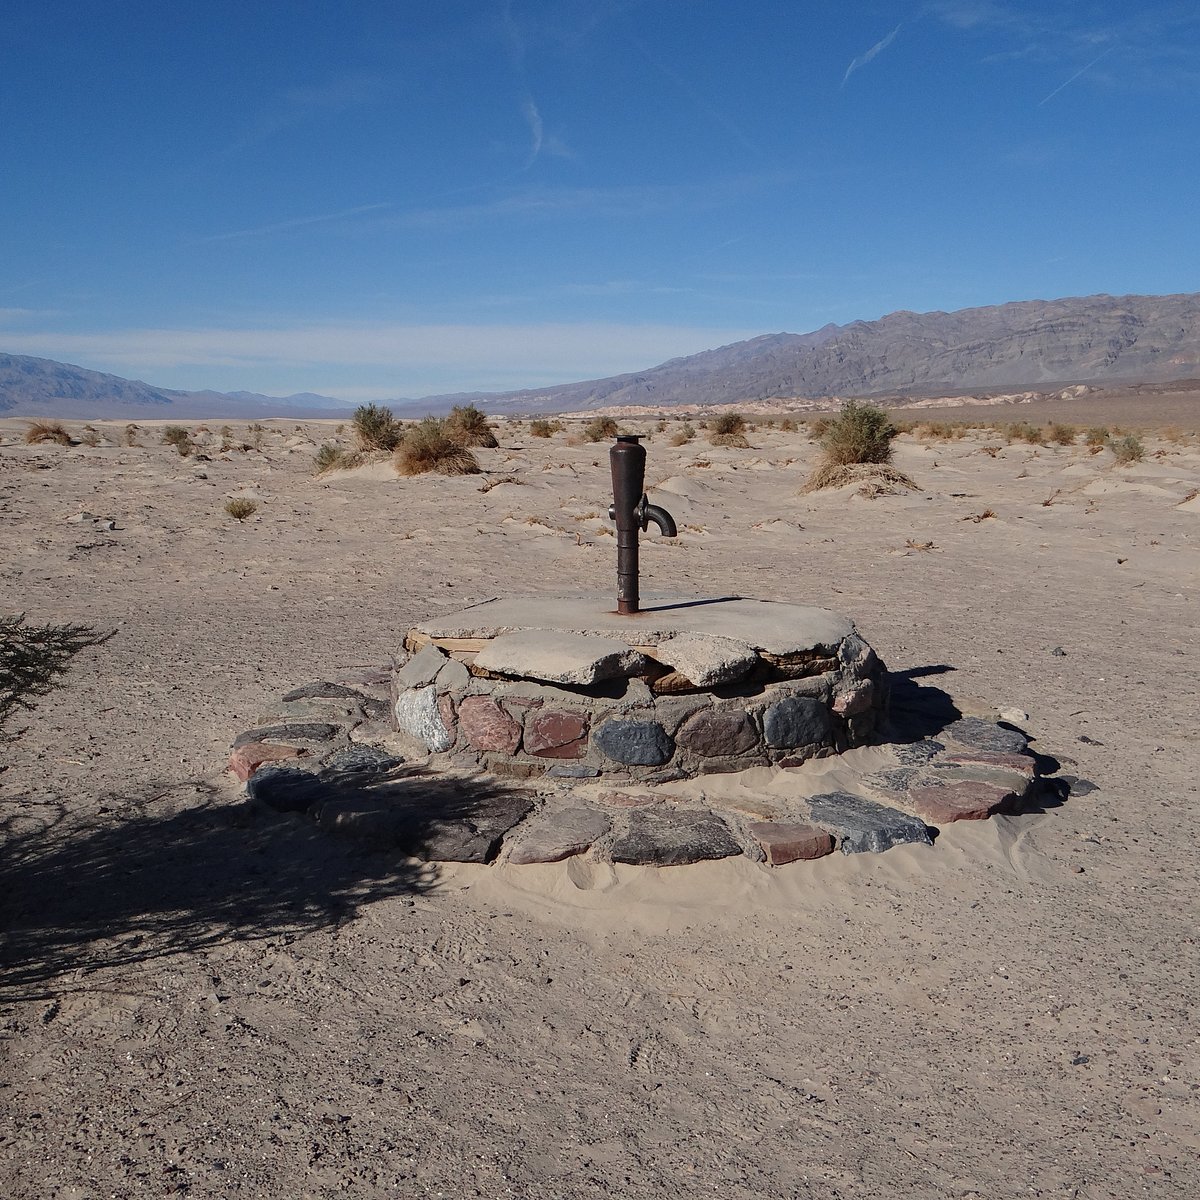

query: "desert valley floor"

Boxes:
[1, 410, 1197, 1198]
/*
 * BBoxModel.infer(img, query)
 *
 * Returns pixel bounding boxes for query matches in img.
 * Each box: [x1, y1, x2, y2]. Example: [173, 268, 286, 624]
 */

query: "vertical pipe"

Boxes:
[609, 435, 646, 615]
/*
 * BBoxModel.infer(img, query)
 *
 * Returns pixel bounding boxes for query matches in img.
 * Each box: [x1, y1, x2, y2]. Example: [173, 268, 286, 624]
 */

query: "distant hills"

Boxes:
[4, 292, 1200, 420]
[0, 353, 349, 420]
[423, 292, 1200, 414]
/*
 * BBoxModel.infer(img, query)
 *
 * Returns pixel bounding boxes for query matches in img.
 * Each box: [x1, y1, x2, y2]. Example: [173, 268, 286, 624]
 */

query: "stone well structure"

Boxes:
[389, 595, 888, 782]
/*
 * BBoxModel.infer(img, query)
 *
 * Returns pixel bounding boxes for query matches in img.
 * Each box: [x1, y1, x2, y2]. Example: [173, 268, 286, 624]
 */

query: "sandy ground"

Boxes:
[1, 410, 1197, 1198]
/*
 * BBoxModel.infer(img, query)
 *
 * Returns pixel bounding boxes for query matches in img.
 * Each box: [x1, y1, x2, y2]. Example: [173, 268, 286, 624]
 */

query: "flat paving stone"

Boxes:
[246, 763, 329, 812]
[807, 790, 932, 854]
[473, 629, 646, 686]
[610, 808, 741, 866]
[651, 633, 760, 686]
[281, 682, 367, 702]
[941, 717, 1029, 754]
[229, 743, 309, 783]
[906, 780, 1014, 825]
[748, 821, 835, 866]
[232, 722, 341, 749]
[507, 806, 612, 864]
[405, 792, 536, 863]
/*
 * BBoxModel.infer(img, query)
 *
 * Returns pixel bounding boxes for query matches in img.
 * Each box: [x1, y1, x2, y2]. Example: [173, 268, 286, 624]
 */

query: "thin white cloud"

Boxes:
[1039, 45, 1116, 105]
[521, 97, 544, 165]
[199, 203, 391, 244]
[842, 24, 903, 86]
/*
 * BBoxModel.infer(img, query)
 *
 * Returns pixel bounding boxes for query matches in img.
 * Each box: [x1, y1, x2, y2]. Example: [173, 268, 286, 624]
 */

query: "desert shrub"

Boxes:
[800, 462, 917, 497]
[445, 404, 498, 448]
[78, 425, 101, 447]
[708, 411, 748, 448]
[1, 615, 108, 742]
[1084, 426, 1110, 453]
[1005, 422, 1043, 445]
[670, 422, 696, 447]
[314, 444, 354, 473]
[584, 416, 619, 442]
[807, 415, 832, 439]
[1048, 422, 1077, 446]
[778, 417, 797, 432]
[818, 401, 896, 467]
[24, 421, 73, 446]
[162, 426, 194, 456]
[352, 404, 402, 453]
[123, 423, 140, 447]
[529, 418, 563, 438]
[395, 418, 481, 476]
[224, 498, 257, 521]
[1111, 433, 1145, 464]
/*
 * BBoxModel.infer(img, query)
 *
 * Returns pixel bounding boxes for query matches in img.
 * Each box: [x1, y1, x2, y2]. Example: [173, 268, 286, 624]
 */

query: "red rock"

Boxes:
[437, 693, 457, 741]
[457, 695, 521, 754]
[906, 780, 1013, 824]
[525, 709, 589, 758]
[832, 680, 875, 717]
[748, 821, 835, 865]
[229, 743, 307, 782]
[940, 750, 1036, 779]
[676, 709, 758, 756]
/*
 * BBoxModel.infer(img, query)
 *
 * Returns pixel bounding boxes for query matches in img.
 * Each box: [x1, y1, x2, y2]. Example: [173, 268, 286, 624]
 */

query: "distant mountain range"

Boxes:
[0, 353, 349, 420]
[4, 292, 1200, 420]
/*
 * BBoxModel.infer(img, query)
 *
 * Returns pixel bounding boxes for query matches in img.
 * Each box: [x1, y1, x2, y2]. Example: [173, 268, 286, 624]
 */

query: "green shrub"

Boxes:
[352, 404, 402, 453]
[584, 416, 619, 442]
[395, 418, 481, 476]
[1084, 426, 1110, 454]
[314, 444, 352, 473]
[1111, 434, 1144, 464]
[445, 404, 498, 448]
[1048, 422, 1077, 446]
[818, 401, 896, 466]
[529, 418, 563, 438]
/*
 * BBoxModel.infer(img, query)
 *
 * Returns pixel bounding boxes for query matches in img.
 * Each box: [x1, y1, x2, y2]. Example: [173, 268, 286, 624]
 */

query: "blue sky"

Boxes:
[2, 1, 1198, 401]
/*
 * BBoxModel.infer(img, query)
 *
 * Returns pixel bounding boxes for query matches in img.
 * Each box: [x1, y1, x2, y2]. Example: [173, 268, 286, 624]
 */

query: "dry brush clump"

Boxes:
[352, 404, 403, 453]
[445, 404, 499, 448]
[24, 421, 74, 446]
[224, 498, 258, 521]
[529, 418, 564, 438]
[1111, 433, 1145, 464]
[395, 418, 481, 476]
[801, 401, 916, 496]
[670, 422, 696, 447]
[161, 426, 195, 456]
[584, 416, 619, 442]
[1047, 422, 1077, 446]
[708, 411, 749, 448]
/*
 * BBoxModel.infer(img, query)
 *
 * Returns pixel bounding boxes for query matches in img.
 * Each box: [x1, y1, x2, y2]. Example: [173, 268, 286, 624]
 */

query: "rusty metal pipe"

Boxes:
[608, 434, 675, 614]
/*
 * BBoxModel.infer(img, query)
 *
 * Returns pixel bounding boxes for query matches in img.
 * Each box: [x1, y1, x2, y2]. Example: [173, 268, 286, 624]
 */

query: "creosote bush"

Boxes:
[529, 418, 564, 438]
[395, 418, 481, 476]
[24, 421, 74, 446]
[1111, 433, 1145, 464]
[162, 426, 194, 456]
[123, 423, 140, 447]
[445, 404, 499, 448]
[819, 400, 896, 466]
[584, 416, 619, 442]
[1048, 422, 1077, 446]
[224, 498, 258, 521]
[313, 444, 357, 474]
[670, 422, 696, 447]
[1084, 426, 1110, 454]
[352, 404, 402, 453]
[708, 411, 748, 448]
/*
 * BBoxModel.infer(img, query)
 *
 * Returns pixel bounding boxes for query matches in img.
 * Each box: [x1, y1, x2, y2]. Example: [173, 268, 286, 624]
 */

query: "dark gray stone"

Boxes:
[893, 739, 945, 765]
[246, 764, 329, 813]
[545, 763, 601, 779]
[407, 792, 536, 863]
[281, 682, 366, 702]
[807, 790, 932, 854]
[323, 745, 405, 776]
[762, 696, 834, 749]
[862, 766, 922, 793]
[942, 718, 1028, 754]
[611, 808, 742, 866]
[233, 722, 340, 749]
[594, 719, 674, 766]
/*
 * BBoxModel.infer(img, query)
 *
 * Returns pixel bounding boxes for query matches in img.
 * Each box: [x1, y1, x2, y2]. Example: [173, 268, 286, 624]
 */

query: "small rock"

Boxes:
[748, 821, 835, 866]
[906, 779, 1014, 824]
[282, 681, 367, 703]
[1051, 646, 1067, 657]
[524, 709, 589, 758]
[675, 709, 759, 757]
[545, 764, 601, 779]
[393, 685, 453, 752]
[229, 742, 308, 782]
[395, 644, 448, 690]
[807, 791, 932, 854]
[998, 706, 1029, 723]
[892, 739, 945, 765]
[507, 806, 611, 864]
[457, 695, 522, 754]
[651, 634, 759, 687]
[762, 696, 834, 750]
[941, 717, 1028, 755]
[611, 808, 741, 866]
[473, 630, 646, 687]
[246, 763, 327, 812]
[232, 722, 340, 749]
[594, 719, 674, 766]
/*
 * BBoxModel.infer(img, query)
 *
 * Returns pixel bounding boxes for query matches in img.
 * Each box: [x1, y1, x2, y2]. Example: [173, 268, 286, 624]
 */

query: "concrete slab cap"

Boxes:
[415, 594, 854, 655]
[473, 629, 648, 686]
[651, 632, 759, 686]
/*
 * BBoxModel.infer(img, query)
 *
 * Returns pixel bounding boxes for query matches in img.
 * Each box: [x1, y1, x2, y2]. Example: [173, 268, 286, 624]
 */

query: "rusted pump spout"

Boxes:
[608, 434, 676, 614]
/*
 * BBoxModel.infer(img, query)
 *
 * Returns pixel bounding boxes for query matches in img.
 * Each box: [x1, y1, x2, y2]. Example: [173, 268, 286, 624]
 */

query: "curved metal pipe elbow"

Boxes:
[639, 498, 677, 538]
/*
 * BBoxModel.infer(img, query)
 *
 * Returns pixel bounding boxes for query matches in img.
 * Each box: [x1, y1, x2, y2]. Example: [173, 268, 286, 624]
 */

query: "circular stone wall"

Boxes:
[389, 595, 888, 783]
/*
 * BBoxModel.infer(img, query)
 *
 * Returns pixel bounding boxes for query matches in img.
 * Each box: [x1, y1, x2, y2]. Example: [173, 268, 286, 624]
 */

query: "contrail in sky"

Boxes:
[1039, 45, 1115, 106]
[842, 25, 902, 86]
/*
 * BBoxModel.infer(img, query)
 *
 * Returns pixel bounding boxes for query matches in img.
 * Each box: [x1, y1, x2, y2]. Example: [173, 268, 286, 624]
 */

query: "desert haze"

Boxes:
[1, 407, 1197, 1198]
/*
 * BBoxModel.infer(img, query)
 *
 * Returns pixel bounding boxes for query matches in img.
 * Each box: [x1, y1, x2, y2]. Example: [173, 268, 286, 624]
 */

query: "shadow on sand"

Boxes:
[0, 764, 519, 1000]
